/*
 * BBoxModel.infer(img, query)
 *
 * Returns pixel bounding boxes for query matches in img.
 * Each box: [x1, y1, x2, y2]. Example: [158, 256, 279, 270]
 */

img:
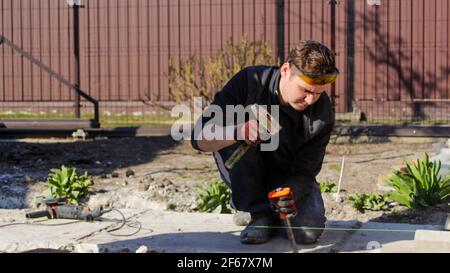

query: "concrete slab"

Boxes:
[0, 209, 144, 253]
[79, 210, 358, 253]
[380, 240, 450, 253]
[0, 209, 357, 253]
[340, 222, 443, 253]
[414, 230, 450, 243]
[3, 209, 447, 253]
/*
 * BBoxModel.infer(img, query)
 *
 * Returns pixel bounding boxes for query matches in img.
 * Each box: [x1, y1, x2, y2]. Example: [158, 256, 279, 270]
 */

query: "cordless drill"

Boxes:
[26, 198, 104, 221]
[268, 187, 299, 253]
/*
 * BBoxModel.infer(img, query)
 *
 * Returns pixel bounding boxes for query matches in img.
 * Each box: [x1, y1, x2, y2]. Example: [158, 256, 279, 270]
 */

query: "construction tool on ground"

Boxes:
[224, 104, 282, 169]
[26, 198, 109, 221]
[268, 187, 299, 253]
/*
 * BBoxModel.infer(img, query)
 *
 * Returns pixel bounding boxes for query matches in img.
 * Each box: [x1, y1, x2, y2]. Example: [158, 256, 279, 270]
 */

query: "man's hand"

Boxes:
[236, 120, 261, 146]
[270, 195, 297, 218]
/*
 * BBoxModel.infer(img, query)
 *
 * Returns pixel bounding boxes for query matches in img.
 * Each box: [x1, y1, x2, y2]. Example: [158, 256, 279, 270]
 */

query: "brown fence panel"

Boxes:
[1, 0, 449, 125]
[351, 0, 450, 122]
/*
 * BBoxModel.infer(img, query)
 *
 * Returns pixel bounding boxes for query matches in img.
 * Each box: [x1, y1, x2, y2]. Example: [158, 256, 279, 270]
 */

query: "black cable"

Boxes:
[99, 208, 147, 237]
[0, 219, 83, 228]
[0, 208, 147, 237]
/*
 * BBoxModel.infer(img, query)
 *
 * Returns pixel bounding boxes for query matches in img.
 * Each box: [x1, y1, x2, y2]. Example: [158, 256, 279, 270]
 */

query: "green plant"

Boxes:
[168, 34, 277, 104]
[347, 193, 390, 212]
[196, 179, 232, 213]
[318, 181, 338, 193]
[46, 165, 93, 204]
[387, 153, 450, 209]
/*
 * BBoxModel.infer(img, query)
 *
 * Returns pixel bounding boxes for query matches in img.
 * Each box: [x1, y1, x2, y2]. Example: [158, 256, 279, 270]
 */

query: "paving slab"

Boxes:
[414, 230, 450, 243]
[340, 222, 443, 253]
[0, 209, 144, 253]
[3, 209, 447, 253]
[79, 210, 358, 253]
[380, 240, 450, 253]
[0, 209, 357, 253]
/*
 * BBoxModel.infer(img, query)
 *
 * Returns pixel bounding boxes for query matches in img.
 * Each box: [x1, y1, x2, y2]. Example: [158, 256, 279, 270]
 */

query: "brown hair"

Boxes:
[287, 40, 336, 74]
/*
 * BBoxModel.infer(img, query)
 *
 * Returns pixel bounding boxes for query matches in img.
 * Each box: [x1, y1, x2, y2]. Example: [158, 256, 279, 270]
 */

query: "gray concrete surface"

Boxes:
[414, 230, 450, 243]
[380, 240, 450, 253]
[0, 209, 447, 253]
[339, 222, 444, 253]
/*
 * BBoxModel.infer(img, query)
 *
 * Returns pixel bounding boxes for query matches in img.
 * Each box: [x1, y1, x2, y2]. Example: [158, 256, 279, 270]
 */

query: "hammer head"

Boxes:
[250, 104, 282, 137]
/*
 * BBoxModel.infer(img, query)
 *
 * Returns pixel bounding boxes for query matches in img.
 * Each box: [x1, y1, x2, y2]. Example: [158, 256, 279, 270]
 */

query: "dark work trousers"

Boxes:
[213, 142, 327, 244]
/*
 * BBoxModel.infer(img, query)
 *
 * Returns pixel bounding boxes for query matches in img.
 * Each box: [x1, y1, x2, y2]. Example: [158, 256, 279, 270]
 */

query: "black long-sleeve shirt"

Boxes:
[191, 66, 334, 197]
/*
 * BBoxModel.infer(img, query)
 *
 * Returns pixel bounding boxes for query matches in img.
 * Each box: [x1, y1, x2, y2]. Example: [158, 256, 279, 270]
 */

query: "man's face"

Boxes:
[279, 63, 331, 111]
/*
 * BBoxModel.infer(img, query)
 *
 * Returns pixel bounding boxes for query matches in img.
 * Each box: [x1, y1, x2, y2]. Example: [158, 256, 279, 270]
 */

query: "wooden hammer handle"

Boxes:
[224, 143, 251, 169]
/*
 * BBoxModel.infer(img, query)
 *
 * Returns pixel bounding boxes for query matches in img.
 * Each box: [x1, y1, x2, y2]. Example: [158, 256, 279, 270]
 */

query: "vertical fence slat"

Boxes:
[138, 0, 149, 103]
[0, 0, 4, 102]
[376, 0, 388, 102]
[435, 0, 447, 101]
[399, 0, 412, 105]
[7, 0, 13, 101]
[387, 0, 400, 102]
[424, 0, 437, 101]
[412, 0, 424, 101]
[335, 0, 347, 113]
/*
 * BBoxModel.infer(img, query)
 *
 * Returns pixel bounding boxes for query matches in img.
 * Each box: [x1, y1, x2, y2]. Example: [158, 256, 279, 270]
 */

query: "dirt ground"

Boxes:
[0, 136, 449, 226]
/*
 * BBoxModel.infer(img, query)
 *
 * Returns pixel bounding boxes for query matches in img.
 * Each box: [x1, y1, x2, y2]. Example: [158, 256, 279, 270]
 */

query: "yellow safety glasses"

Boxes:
[291, 62, 340, 85]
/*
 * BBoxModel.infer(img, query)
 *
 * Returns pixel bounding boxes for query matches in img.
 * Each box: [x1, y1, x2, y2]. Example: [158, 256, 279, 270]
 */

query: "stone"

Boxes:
[111, 172, 119, 178]
[74, 243, 99, 253]
[135, 245, 148, 253]
[72, 129, 88, 140]
[233, 211, 251, 226]
[126, 169, 135, 177]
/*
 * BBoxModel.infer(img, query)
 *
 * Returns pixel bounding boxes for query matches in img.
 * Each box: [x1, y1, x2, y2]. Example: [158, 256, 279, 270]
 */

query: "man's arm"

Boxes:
[191, 68, 255, 152]
[193, 120, 261, 152]
[193, 123, 237, 152]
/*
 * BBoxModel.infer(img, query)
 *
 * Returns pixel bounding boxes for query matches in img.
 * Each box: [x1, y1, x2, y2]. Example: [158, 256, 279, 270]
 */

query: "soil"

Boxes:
[0, 136, 448, 226]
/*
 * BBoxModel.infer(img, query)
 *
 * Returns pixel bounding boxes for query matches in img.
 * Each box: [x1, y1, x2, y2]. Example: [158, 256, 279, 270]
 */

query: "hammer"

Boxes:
[224, 104, 282, 169]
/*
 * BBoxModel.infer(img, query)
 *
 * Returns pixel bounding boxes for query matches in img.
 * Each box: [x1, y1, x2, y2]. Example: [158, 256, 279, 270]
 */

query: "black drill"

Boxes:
[26, 198, 104, 221]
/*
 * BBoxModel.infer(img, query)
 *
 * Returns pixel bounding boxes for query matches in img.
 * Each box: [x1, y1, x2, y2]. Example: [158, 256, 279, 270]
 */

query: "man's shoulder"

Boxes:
[240, 65, 279, 83]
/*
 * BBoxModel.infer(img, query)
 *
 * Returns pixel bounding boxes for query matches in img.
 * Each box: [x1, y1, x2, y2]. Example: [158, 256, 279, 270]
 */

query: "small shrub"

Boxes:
[347, 193, 390, 212]
[196, 179, 232, 213]
[46, 165, 93, 204]
[318, 181, 338, 193]
[168, 33, 277, 104]
[387, 153, 450, 209]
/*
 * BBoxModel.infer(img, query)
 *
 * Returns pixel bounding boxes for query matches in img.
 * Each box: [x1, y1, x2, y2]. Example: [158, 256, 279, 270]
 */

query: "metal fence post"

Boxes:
[69, 0, 81, 119]
[329, 0, 337, 118]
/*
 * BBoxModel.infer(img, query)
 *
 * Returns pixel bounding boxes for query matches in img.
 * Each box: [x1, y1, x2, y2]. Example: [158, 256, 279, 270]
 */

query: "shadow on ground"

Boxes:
[91, 220, 369, 253]
[0, 136, 181, 208]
